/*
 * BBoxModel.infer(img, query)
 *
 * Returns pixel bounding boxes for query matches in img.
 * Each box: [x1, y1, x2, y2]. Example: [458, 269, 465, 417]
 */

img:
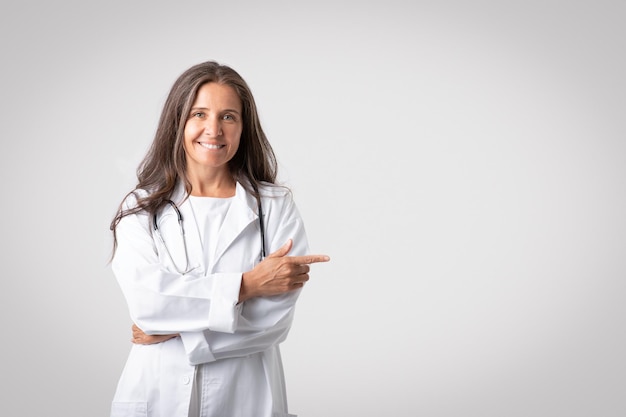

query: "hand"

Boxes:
[131, 323, 179, 345]
[239, 239, 330, 302]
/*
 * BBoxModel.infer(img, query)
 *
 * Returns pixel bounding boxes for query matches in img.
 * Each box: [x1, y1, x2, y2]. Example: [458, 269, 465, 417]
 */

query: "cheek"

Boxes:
[234, 127, 243, 145]
[183, 124, 200, 145]
[231, 137, 242, 155]
[227, 128, 242, 150]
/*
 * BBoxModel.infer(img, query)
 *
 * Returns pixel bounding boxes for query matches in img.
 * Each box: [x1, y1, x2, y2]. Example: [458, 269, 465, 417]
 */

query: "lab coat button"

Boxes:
[181, 375, 191, 385]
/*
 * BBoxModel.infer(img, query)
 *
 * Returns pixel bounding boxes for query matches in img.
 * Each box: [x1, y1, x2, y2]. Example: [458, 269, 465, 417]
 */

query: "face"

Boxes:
[183, 82, 243, 176]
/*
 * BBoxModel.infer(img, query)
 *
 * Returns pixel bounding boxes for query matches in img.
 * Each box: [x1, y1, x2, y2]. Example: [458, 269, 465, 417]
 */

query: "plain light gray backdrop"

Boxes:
[1, 1, 624, 416]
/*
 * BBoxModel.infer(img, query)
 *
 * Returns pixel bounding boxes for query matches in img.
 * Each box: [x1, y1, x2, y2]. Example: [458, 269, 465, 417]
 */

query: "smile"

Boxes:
[198, 142, 224, 149]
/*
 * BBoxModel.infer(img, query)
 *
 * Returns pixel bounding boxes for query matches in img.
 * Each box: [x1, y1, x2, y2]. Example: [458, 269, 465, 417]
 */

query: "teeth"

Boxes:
[198, 143, 222, 149]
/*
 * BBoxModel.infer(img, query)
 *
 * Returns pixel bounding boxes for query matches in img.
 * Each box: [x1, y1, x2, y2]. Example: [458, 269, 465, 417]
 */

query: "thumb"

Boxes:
[267, 239, 293, 258]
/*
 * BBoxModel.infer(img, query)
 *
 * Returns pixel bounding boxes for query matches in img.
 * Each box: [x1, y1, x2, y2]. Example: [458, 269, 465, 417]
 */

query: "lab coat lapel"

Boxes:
[213, 182, 257, 265]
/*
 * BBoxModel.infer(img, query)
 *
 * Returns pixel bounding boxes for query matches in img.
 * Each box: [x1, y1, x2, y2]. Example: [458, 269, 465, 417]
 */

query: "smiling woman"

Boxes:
[108, 61, 329, 417]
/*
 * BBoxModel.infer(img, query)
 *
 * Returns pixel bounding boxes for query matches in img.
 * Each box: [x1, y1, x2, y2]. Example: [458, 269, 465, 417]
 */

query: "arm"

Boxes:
[119, 191, 328, 359]
[178, 193, 330, 365]
[130, 239, 328, 346]
[112, 194, 242, 335]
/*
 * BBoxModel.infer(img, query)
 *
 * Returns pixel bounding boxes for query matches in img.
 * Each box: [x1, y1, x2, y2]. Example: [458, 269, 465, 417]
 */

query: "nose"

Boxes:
[203, 116, 222, 137]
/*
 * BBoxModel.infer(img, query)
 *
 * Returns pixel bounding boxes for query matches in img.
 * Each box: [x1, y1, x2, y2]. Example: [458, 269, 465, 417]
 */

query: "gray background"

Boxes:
[1, 1, 624, 416]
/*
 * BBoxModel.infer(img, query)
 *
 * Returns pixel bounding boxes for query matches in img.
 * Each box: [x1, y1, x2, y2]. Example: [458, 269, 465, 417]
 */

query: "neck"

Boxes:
[187, 171, 236, 197]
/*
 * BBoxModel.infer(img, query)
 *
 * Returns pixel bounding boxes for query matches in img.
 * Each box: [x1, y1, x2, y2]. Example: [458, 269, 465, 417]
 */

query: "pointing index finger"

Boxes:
[291, 255, 331, 265]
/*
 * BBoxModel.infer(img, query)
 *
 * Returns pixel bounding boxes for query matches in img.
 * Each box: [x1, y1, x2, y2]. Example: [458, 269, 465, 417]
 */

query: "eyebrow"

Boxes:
[190, 106, 241, 114]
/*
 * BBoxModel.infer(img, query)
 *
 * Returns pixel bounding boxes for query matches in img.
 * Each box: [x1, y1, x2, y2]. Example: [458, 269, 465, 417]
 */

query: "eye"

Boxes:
[191, 111, 205, 119]
[223, 114, 236, 121]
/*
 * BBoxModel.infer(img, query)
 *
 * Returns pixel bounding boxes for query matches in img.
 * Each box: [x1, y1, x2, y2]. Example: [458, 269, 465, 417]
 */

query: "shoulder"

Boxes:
[257, 183, 299, 215]
[237, 179, 294, 203]
[236, 180, 299, 216]
[257, 181, 293, 200]
[120, 188, 151, 210]
[256, 182, 305, 226]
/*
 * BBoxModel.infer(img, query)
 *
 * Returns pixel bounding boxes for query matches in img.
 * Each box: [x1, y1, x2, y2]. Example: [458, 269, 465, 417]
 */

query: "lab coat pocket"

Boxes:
[110, 401, 147, 417]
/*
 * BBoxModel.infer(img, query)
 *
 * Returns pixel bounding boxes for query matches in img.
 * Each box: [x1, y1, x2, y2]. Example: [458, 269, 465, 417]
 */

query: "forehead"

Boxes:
[192, 82, 242, 110]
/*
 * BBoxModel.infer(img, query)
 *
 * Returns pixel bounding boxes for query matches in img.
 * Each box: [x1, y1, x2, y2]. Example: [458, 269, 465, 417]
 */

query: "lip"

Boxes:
[196, 141, 225, 150]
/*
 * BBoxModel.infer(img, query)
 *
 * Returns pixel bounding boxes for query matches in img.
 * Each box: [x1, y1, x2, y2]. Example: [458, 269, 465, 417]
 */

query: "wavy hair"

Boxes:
[110, 61, 278, 253]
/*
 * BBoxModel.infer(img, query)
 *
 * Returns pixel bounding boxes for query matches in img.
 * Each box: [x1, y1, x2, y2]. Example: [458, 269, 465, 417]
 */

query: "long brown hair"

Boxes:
[110, 61, 278, 253]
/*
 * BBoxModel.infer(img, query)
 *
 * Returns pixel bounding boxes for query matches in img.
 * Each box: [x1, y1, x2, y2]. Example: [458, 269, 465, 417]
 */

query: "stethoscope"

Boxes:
[153, 197, 266, 275]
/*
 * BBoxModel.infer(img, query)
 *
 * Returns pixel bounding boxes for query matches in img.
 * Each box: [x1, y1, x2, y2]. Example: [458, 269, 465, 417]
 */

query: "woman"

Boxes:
[109, 61, 329, 417]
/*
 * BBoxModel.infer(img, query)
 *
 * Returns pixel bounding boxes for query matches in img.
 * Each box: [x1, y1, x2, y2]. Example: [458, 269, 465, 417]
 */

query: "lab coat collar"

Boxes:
[169, 180, 259, 273]
[213, 182, 258, 265]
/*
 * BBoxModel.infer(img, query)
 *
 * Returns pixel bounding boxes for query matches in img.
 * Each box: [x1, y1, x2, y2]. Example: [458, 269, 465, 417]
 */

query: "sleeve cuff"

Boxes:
[180, 332, 216, 365]
[208, 272, 243, 333]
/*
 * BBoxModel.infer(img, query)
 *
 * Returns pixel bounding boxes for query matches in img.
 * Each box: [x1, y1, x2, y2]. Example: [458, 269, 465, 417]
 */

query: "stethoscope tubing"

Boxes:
[153, 197, 266, 274]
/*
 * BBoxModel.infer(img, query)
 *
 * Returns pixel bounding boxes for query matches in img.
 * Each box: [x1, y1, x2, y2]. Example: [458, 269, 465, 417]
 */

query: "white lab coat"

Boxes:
[110, 181, 307, 417]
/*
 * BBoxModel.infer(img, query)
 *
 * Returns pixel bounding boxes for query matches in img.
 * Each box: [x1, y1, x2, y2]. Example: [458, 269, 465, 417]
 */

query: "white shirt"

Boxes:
[188, 195, 234, 270]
